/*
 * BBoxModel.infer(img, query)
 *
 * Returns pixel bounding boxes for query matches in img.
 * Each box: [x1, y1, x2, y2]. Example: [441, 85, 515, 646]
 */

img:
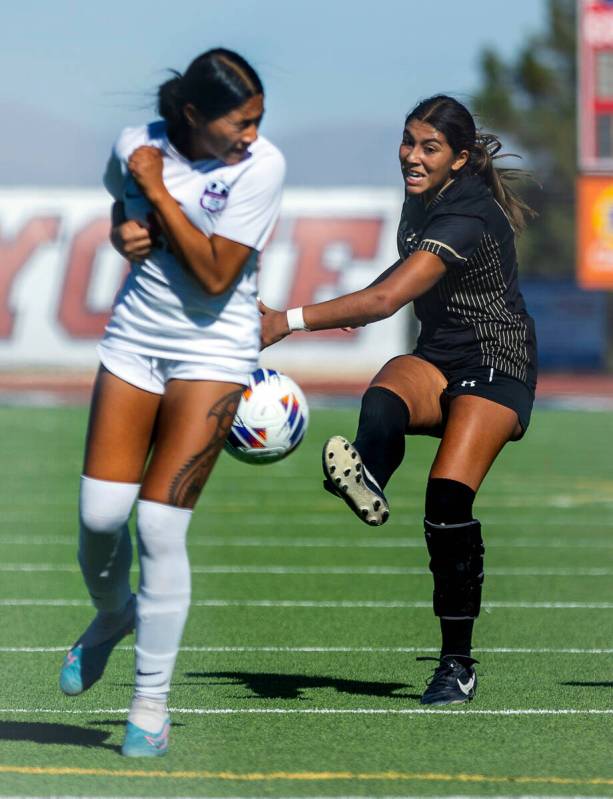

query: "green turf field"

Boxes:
[0, 403, 611, 798]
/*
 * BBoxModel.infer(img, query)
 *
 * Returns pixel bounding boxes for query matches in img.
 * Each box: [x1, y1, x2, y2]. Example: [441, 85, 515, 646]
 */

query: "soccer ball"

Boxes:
[224, 368, 309, 464]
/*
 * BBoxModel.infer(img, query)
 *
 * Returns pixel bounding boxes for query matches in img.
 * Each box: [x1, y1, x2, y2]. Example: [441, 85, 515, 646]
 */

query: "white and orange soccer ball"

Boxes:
[224, 368, 309, 464]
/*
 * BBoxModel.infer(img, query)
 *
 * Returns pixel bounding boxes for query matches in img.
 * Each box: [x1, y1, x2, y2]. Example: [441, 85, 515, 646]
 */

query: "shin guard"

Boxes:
[134, 500, 192, 701]
[424, 519, 484, 618]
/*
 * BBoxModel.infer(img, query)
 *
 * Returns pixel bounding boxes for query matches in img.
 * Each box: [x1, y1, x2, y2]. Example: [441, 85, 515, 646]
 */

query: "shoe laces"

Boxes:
[416, 655, 479, 685]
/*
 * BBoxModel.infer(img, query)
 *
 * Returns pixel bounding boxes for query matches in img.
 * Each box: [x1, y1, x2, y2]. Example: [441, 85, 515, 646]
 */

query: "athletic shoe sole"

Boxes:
[322, 435, 389, 526]
[420, 691, 475, 706]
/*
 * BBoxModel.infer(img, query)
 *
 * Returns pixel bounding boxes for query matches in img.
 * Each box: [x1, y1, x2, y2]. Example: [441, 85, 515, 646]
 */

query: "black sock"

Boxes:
[425, 478, 475, 524]
[440, 618, 474, 663]
[353, 386, 409, 488]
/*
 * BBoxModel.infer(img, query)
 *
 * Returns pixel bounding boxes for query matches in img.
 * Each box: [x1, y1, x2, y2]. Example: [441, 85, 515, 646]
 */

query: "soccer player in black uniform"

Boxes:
[260, 95, 537, 706]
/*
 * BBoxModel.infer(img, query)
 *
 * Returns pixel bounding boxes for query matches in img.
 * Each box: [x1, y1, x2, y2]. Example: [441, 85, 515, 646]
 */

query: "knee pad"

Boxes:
[425, 477, 475, 524]
[135, 500, 192, 696]
[79, 476, 139, 534]
[424, 498, 484, 619]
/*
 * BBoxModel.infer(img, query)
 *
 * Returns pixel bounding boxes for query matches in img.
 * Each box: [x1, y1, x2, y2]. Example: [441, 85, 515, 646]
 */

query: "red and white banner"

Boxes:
[578, 0, 613, 171]
[0, 188, 409, 389]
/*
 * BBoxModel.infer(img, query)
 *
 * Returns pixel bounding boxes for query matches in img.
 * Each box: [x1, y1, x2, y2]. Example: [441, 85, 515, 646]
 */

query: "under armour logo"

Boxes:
[461, 380, 476, 387]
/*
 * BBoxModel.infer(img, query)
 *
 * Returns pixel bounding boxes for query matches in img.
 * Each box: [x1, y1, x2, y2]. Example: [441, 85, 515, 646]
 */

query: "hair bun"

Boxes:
[157, 71, 184, 126]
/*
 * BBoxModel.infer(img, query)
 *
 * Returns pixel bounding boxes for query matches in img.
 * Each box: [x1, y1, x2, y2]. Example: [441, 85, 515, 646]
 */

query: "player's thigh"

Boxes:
[429, 394, 520, 491]
[371, 355, 447, 430]
[83, 366, 161, 482]
[141, 379, 244, 508]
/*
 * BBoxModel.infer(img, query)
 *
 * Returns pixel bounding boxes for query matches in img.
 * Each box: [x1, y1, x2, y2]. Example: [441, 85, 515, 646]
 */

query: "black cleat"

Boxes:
[418, 655, 478, 706]
[322, 435, 389, 526]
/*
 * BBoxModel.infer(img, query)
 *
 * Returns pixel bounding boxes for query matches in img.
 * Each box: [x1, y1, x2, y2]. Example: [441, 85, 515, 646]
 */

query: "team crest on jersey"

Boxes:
[200, 179, 230, 212]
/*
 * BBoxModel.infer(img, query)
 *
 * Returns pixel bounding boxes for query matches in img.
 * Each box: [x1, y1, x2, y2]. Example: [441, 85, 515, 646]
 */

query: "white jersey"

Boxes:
[101, 121, 285, 377]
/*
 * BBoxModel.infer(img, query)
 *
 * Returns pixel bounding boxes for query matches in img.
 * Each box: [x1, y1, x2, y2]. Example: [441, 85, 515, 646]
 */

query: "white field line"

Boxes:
[1, 534, 613, 549]
[0, 598, 612, 609]
[0, 563, 612, 577]
[1, 492, 611, 509]
[1, 645, 612, 655]
[0, 707, 612, 717]
[0, 510, 613, 538]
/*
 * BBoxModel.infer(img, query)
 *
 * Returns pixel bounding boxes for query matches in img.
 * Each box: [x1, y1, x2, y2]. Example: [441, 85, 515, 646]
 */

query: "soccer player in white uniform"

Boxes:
[59, 49, 285, 757]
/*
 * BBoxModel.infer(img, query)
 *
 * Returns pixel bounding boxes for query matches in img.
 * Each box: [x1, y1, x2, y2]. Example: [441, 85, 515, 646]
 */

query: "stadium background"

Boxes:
[0, 0, 611, 404]
[1, 1, 613, 798]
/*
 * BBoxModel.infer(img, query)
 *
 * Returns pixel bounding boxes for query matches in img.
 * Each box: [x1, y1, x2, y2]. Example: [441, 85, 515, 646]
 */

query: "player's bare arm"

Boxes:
[109, 201, 153, 262]
[367, 258, 403, 287]
[127, 145, 252, 295]
[260, 250, 446, 348]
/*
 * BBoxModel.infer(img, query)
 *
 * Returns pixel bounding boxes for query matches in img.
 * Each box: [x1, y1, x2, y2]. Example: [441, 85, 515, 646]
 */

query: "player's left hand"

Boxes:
[110, 219, 153, 262]
[128, 146, 165, 201]
[258, 299, 290, 349]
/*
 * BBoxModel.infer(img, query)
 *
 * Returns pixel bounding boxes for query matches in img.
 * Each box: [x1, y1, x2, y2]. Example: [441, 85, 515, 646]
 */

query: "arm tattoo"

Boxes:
[169, 388, 242, 507]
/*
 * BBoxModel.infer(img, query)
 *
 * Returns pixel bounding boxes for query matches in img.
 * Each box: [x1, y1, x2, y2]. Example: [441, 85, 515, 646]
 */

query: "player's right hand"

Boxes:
[110, 219, 153, 262]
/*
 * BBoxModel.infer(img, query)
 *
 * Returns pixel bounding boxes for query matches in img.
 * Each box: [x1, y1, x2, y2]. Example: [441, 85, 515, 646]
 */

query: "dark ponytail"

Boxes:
[406, 95, 536, 234]
[157, 48, 264, 138]
[469, 132, 537, 234]
[157, 71, 185, 135]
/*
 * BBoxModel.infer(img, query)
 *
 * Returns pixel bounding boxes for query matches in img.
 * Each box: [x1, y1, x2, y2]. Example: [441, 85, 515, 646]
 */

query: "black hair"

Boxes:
[406, 95, 536, 233]
[158, 48, 263, 137]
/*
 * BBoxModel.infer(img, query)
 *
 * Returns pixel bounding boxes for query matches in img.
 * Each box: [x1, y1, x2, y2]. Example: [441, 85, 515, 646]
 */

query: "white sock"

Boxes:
[128, 695, 169, 732]
[134, 499, 192, 702]
[78, 476, 139, 615]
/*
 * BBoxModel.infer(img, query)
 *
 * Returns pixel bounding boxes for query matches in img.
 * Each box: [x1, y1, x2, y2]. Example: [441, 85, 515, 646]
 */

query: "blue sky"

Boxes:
[2, 0, 547, 185]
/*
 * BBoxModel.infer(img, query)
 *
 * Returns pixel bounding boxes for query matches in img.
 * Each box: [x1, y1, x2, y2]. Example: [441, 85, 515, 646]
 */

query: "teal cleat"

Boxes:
[121, 717, 171, 757]
[59, 600, 135, 696]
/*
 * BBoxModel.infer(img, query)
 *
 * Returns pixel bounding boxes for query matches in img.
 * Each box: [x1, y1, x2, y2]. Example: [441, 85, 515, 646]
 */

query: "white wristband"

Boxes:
[286, 306, 308, 331]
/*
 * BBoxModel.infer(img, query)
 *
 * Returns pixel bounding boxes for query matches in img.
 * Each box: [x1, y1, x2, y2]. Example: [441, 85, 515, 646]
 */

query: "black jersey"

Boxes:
[397, 174, 537, 387]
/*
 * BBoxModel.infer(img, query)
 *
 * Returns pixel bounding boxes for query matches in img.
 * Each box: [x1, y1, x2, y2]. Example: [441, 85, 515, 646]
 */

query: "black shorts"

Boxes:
[442, 364, 535, 438]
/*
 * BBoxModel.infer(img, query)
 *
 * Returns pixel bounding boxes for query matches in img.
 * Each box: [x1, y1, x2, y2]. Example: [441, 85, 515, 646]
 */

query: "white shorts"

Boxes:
[98, 344, 249, 395]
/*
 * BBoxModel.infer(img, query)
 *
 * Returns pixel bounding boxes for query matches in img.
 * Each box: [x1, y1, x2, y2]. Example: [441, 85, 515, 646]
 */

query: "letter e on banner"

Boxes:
[288, 218, 383, 338]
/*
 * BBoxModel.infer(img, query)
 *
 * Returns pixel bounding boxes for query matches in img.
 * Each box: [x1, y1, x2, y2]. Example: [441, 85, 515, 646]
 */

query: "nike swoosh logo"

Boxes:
[136, 670, 162, 677]
[457, 674, 475, 695]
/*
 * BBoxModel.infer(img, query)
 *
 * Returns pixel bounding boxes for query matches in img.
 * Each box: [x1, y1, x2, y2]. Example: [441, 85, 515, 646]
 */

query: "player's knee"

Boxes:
[424, 478, 483, 618]
[79, 475, 138, 534]
[425, 477, 474, 524]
